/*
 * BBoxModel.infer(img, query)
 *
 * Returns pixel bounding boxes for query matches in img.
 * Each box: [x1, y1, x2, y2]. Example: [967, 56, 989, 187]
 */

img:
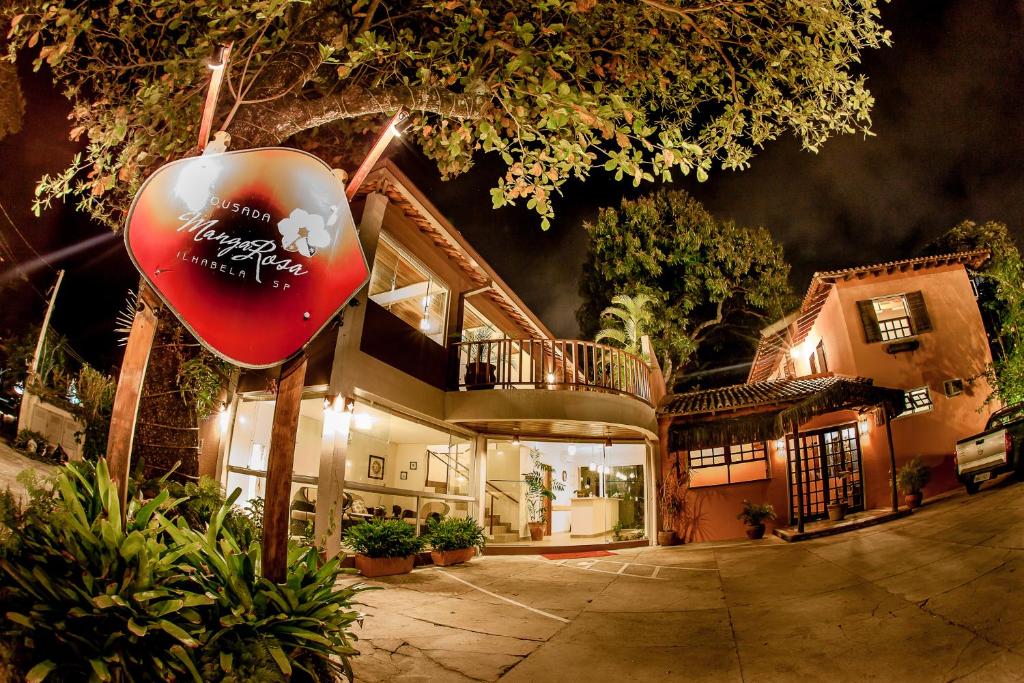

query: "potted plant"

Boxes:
[896, 457, 931, 509]
[658, 491, 682, 546]
[523, 449, 565, 540]
[737, 500, 776, 540]
[827, 499, 846, 522]
[462, 327, 497, 390]
[427, 516, 486, 566]
[343, 518, 426, 577]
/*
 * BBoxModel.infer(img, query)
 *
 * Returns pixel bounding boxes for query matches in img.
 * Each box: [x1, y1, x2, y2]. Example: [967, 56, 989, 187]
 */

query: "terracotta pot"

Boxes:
[827, 503, 846, 522]
[354, 554, 415, 578]
[904, 492, 922, 509]
[528, 522, 545, 541]
[657, 530, 677, 546]
[745, 523, 766, 540]
[430, 547, 476, 566]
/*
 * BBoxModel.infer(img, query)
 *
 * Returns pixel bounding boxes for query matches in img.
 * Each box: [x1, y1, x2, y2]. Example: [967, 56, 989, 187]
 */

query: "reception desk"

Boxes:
[570, 497, 619, 538]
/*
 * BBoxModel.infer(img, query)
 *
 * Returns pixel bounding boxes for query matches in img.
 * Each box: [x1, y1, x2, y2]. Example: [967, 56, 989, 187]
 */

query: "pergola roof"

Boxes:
[748, 249, 990, 383]
[661, 375, 906, 451]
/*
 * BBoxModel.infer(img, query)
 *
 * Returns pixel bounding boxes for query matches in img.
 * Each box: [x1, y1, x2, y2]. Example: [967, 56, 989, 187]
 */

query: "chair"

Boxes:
[289, 487, 317, 536]
[419, 501, 451, 524]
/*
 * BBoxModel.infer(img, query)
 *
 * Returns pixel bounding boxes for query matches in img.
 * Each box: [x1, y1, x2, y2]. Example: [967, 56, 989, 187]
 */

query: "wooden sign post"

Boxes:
[107, 285, 161, 511]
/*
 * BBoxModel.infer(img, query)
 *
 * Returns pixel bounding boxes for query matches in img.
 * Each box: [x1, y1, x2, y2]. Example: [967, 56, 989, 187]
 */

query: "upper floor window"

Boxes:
[368, 233, 450, 345]
[903, 386, 934, 415]
[687, 442, 769, 487]
[809, 340, 828, 373]
[857, 291, 933, 344]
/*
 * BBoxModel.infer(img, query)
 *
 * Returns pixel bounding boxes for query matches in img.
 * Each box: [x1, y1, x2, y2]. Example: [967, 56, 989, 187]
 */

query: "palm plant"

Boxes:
[595, 293, 655, 357]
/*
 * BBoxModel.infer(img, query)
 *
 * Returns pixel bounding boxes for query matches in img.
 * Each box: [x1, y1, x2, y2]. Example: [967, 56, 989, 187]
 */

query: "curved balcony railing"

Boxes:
[450, 338, 653, 405]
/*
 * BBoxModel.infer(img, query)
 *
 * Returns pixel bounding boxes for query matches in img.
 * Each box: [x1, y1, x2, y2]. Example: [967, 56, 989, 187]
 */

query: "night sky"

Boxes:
[1, 0, 1022, 375]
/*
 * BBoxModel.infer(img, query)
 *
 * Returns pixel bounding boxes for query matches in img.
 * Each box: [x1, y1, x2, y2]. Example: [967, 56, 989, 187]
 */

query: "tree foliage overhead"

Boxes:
[578, 188, 795, 386]
[4, 0, 891, 229]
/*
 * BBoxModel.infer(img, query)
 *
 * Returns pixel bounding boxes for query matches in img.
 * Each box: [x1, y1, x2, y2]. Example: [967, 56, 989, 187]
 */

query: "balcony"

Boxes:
[450, 338, 653, 406]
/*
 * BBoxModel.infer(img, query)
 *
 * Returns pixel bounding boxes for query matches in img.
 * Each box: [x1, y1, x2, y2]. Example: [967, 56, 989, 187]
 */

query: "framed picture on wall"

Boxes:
[400, 471, 408, 481]
[368, 455, 385, 480]
[409, 461, 418, 470]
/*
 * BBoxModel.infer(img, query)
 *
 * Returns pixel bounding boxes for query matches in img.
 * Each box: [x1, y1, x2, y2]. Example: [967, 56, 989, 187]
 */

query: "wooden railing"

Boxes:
[450, 338, 653, 405]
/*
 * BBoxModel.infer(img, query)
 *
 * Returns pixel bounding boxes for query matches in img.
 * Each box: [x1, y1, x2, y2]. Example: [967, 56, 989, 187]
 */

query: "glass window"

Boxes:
[904, 387, 934, 414]
[368, 233, 450, 345]
[873, 294, 913, 341]
[344, 401, 474, 497]
[225, 397, 324, 515]
[688, 442, 769, 487]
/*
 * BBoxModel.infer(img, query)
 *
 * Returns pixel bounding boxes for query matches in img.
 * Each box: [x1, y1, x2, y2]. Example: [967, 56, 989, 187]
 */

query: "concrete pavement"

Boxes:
[350, 476, 1024, 682]
[0, 440, 55, 505]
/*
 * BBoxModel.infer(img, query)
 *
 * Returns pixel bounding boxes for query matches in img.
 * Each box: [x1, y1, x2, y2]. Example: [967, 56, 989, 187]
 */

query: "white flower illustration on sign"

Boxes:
[278, 208, 330, 258]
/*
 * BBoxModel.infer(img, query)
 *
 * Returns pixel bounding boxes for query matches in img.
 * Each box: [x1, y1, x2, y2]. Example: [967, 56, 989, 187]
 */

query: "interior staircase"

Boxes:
[485, 508, 521, 543]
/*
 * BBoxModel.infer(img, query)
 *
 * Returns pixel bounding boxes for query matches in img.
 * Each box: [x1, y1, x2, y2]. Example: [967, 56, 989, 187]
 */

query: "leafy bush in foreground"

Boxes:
[0, 459, 367, 681]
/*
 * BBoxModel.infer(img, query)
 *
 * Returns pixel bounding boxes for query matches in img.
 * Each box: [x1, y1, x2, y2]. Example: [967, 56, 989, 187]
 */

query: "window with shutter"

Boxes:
[857, 300, 882, 343]
[367, 233, 450, 345]
[905, 291, 932, 333]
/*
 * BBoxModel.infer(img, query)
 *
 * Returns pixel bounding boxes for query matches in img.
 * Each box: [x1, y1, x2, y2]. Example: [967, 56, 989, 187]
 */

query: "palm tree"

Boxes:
[595, 293, 655, 356]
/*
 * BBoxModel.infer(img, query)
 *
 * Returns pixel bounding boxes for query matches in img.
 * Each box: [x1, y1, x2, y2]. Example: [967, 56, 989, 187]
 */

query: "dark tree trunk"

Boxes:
[131, 316, 203, 482]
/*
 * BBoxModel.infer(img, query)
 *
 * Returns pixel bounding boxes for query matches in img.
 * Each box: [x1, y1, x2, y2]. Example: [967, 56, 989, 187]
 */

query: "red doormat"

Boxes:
[541, 550, 617, 561]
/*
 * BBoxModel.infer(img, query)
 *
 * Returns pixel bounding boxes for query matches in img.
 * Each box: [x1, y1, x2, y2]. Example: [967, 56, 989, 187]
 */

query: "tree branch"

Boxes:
[690, 298, 726, 342]
[228, 84, 490, 147]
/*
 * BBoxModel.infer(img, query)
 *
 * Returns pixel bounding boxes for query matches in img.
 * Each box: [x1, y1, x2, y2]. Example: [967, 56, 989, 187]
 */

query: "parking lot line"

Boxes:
[434, 568, 570, 623]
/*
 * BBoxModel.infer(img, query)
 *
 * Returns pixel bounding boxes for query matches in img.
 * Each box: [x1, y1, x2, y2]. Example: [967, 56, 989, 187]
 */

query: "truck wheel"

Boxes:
[964, 481, 980, 495]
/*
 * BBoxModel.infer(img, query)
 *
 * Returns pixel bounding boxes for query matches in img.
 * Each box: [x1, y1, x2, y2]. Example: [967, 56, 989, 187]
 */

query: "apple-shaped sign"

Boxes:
[124, 148, 369, 368]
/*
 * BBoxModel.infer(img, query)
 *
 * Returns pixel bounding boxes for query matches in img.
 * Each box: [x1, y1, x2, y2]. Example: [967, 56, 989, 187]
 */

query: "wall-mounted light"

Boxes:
[218, 403, 230, 433]
[545, 371, 555, 384]
[567, 445, 577, 456]
[775, 438, 786, 451]
[859, 418, 870, 435]
[353, 412, 374, 431]
[605, 436, 613, 448]
[510, 433, 521, 447]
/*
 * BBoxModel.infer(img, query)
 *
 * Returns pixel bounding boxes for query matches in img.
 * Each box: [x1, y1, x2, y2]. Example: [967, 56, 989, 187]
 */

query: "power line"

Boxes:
[0, 198, 54, 272]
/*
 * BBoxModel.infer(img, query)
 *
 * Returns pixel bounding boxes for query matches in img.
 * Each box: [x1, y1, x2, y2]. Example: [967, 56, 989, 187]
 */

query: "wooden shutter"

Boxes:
[857, 300, 882, 343]
[906, 291, 933, 333]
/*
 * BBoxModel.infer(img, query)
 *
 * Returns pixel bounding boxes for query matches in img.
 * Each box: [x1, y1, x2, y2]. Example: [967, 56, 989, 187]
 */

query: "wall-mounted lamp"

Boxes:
[859, 418, 870, 435]
[510, 433, 521, 447]
[775, 438, 786, 451]
[545, 371, 555, 384]
[218, 403, 230, 433]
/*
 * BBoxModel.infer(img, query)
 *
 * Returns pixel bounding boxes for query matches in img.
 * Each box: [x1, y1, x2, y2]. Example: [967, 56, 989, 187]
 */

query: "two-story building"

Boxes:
[196, 161, 664, 555]
[659, 250, 994, 541]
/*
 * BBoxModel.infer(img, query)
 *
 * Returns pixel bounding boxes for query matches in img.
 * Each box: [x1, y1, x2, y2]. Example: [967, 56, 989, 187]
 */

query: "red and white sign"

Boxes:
[124, 148, 369, 368]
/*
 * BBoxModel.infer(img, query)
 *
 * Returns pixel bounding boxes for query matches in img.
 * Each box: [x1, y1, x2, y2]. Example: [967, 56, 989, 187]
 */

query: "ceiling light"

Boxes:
[567, 445, 577, 456]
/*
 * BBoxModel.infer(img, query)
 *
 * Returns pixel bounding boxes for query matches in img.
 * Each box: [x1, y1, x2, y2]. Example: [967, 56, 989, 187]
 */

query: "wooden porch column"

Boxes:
[791, 419, 805, 533]
[263, 354, 308, 582]
[884, 404, 899, 512]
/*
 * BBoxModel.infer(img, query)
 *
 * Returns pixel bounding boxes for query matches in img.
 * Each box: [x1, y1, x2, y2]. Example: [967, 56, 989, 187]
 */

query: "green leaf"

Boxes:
[89, 658, 112, 682]
[25, 661, 56, 683]
[266, 642, 292, 676]
[157, 619, 199, 648]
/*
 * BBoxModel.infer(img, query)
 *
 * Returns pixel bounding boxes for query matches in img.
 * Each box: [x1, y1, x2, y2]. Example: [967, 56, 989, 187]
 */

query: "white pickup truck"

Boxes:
[955, 404, 1024, 494]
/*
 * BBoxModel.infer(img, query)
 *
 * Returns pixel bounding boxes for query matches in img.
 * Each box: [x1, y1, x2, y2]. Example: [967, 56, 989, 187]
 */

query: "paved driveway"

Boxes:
[350, 477, 1024, 682]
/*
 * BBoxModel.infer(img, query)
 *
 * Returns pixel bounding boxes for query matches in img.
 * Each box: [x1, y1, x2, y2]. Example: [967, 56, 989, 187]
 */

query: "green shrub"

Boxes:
[737, 500, 777, 526]
[343, 518, 425, 558]
[0, 458, 368, 682]
[896, 457, 931, 494]
[427, 517, 486, 552]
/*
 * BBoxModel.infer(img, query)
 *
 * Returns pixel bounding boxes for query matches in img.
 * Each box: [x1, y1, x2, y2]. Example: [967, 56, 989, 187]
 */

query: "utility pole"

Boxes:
[17, 269, 65, 432]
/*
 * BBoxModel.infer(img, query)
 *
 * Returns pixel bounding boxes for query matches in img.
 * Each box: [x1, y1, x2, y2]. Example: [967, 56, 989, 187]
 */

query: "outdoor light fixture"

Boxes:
[353, 412, 374, 431]
[545, 371, 555, 384]
[859, 419, 870, 435]
[775, 438, 786, 451]
[511, 433, 521, 447]
[419, 317, 431, 331]
[218, 403, 230, 433]
[605, 436, 613, 448]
